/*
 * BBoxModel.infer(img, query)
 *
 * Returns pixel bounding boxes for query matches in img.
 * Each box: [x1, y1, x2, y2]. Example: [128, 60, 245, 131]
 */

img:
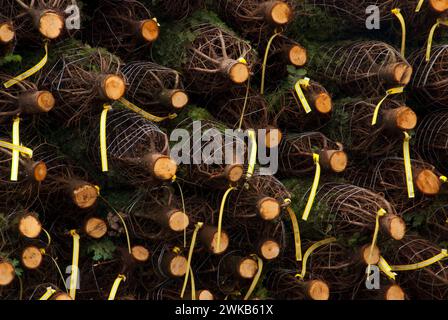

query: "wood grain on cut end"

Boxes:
[415, 169, 441, 196]
[102, 75, 126, 100]
[268, 1, 293, 25]
[429, 0, 448, 12]
[0, 22, 15, 44]
[140, 19, 159, 42]
[151, 156, 177, 181]
[265, 128, 282, 149]
[21, 246, 43, 270]
[225, 164, 244, 183]
[33, 161, 47, 182]
[385, 284, 405, 300]
[329, 151, 348, 173]
[361, 244, 380, 265]
[36, 91, 55, 112]
[84, 217, 107, 239]
[18, 214, 42, 239]
[393, 63, 413, 86]
[131, 245, 150, 263]
[0, 261, 15, 286]
[168, 210, 189, 232]
[314, 93, 332, 114]
[395, 107, 417, 130]
[383, 215, 406, 240]
[210, 231, 229, 254]
[229, 62, 249, 84]
[307, 280, 330, 300]
[171, 90, 189, 109]
[257, 197, 281, 220]
[72, 184, 98, 209]
[238, 257, 258, 279]
[259, 240, 280, 260]
[288, 45, 307, 67]
[197, 290, 214, 300]
[169, 255, 188, 277]
[38, 11, 64, 39]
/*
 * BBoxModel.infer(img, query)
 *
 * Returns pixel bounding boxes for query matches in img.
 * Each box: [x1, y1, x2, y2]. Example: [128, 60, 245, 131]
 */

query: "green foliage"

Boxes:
[0, 54, 22, 66]
[87, 239, 116, 261]
[10, 259, 23, 277]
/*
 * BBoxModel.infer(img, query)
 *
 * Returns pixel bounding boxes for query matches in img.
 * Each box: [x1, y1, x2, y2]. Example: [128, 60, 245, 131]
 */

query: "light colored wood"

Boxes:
[72, 184, 98, 209]
[224, 164, 244, 183]
[257, 197, 281, 220]
[415, 169, 441, 196]
[171, 90, 189, 109]
[287, 45, 307, 67]
[33, 161, 47, 182]
[168, 210, 189, 232]
[238, 257, 258, 279]
[361, 244, 380, 265]
[329, 151, 348, 173]
[0, 261, 15, 286]
[170, 255, 188, 277]
[18, 214, 42, 238]
[52, 292, 73, 300]
[210, 231, 229, 254]
[314, 92, 332, 114]
[429, 0, 448, 12]
[0, 22, 15, 44]
[38, 11, 64, 39]
[19, 90, 55, 114]
[382, 214, 406, 240]
[265, 1, 293, 25]
[385, 284, 405, 300]
[307, 280, 330, 300]
[197, 290, 214, 300]
[140, 19, 159, 42]
[21, 246, 43, 270]
[102, 75, 126, 100]
[131, 245, 150, 263]
[84, 217, 107, 239]
[149, 155, 177, 181]
[229, 62, 249, 84]
[36, 91, 55, 112]
[259, 240, 280, 260]
[265, 128, 282, 149]
[383, 106, 417, 131]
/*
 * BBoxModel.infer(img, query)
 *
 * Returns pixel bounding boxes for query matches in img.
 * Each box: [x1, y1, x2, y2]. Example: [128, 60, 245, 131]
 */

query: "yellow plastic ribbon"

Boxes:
[403, 132, 415, 199]
[260, 31, 281, 95]
[39, 287, 56, 300]
[286, 204, 302, 261]
[390, 249, 448, 271]
[119, 97, 177, 122]
[372, 87, 405, 125]
[246, 129, 257, 180]
[367, 208, 387, 275]
[415, 0, 424, 12]
[237, 57, 247, 65]
[10, 117, 23, 181]
[69, 230, 80, 300]
[100, 104, 111, 172]
[391, 9, 406, 57]
[426, 19, 448, 62]
[217, 186, 236, 252]
[243, 255, 263, 300]
[440, 176, 448, 183]
[296, 237, 337, 279]
[180, 222, 203, 299]
[0, 141, 33, 158]
[378, 256, 397, 280]
[4, 42, 48, 88]
[294, 78, 312, 114]
[108, 274, 126, 300]
[301, 153, 320, 221]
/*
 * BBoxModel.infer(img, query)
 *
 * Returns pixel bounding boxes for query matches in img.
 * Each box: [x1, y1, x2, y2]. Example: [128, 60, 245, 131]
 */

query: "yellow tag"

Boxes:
[100, 104, 112, 172]
[371, 87, 405, 125]
[4, 42, 48, 88]
[69, 230, 80, 300]
[301, 153, 320, 221]
[415, 0, 424, 12]
[426, 19, 448, 62]
[391, 249, 448, 271]
[217, 186, 236, 252]
[440, 176, 448, 183]
[237, 57, 247, 64]
[152, 17, 160, 27]
[247, 129, 257, 179]
[286, 205, 302, 261]
[294, 78, 312, 114]
[39, 287, 56, 300]
[378, 256, 397, 280]
[391, 9, 406, 57]
[403, 132, 415, 198]
[0, 141, 33, 157]
[243, 255, 263, 300]
[180, 222, 203, 299]
[367, 208, 387, 275]
[108, 274, 126, 300]
[11, 117, 20, 181]
[296, 237, 337, 279]
[119, 97, 177, 122]
[260, 31, 281, 95]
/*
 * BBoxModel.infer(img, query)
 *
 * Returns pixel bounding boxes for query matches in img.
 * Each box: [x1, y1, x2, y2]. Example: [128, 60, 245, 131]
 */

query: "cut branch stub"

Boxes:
[51, 292, 73, 300]
[70, 181, 99, 209]
[155, 209, 189, 232]
[257, 239, 281, 260]
[319, 149, 348, 173]
[35, 10, 65, 39]
[30, 161, 47, 182]
[382, 106, 417, 131]
[98, 74, 126, 101]
[0, 261, 15, 286]
[220, 59, 250, 84]
[199, 225, 229, 254]
[144, 153, 178, 181]
[265, 128, 283, 149]
[18, 213, 42, 239]
[384, 284, 406, 300]
[131, 245, 150, 263]
[0, 22, 15, 44]
[260, 1, 293, 26]
[161, 251, 188, 278]
[84, 217, 108, 239]
[429, 0, 448, 12]
[21, 245, 43, 270]
[138, 19, 159, 43]
[159, 89, 189, 110]
[379, 62, 413, 86]
[257, 197, 281, 220]
[285, 43, 307, 67]
[414, 168, 441, 196]
[224, 164, 244, 183]
[306, 280, 330, 300]
[381, 213, 406, 240]
[360, 244, 380, 265]
[237, 256, 258, 279]
[18, 90, 55, 114]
